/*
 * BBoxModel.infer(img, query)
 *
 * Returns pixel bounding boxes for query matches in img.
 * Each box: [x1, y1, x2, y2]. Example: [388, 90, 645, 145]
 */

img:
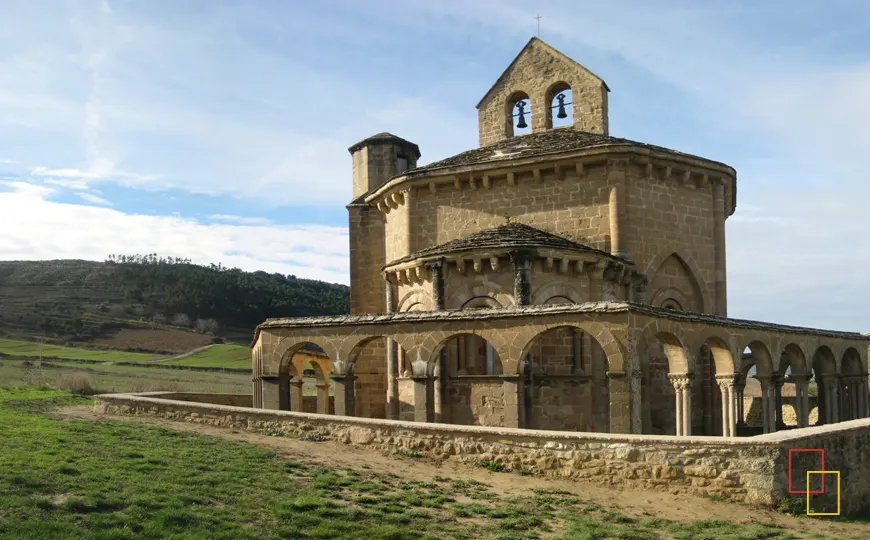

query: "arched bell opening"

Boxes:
[546, 82, 573, 128]
[506, 91, 532, 137]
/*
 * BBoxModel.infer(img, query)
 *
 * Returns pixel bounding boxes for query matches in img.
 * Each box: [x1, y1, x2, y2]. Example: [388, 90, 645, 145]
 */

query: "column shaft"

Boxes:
[289, 379, 304, 412]
[502, 377, 524, 428]
[386, 339, 399, 420]
[412, 377, 433, 423]
[332, 376, 355, 417]
[712, 181, 727, 316]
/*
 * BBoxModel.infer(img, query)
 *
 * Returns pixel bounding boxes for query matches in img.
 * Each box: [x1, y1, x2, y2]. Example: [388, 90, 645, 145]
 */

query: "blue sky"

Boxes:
[1, 0, 869, 331]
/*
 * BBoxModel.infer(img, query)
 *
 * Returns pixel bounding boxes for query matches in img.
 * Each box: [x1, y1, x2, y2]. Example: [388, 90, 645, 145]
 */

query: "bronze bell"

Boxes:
[515, 101, 528, 129]
[556, 93, 568, 119]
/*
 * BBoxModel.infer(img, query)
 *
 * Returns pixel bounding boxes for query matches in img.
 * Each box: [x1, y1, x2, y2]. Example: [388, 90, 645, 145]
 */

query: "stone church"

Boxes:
[251, 38, 869, 437]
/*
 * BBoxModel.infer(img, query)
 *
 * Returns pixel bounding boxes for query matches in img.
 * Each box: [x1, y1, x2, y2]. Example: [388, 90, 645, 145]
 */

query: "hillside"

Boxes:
[0, 257, 349, 349]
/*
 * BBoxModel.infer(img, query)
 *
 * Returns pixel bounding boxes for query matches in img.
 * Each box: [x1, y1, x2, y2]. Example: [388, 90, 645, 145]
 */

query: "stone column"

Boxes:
[608, 184, 623, 258]
[289, 377, 304, 412]
[773, 374, 786, 429]
[332, 374, 356, 417]
[860, 375, 869, 419]
[827, 377, 840, 423]
[792, 375, 809, 428]
[502, 376, 524, 428]
[385, 274, 399, 420]
[260, 376, 281, 410]
[716, 375, 736, 437]
[629, 370, 643, 434]
[712, 179, 728, 316]
[735, 379, 746, 427]
[607, 158, 631, 260]
[816, 374, 827, 425]
[278, 371, 290, 411]
[426, 259, 445, 311]
[759, 377, 773, 433]
[607, 371, 631, 434]
[433, 359, 443, 423]
[412, 376, 433, 423]
[509, 250, 533, 306]
[669, 374, 692, 436]
[316, 383, 329, 414]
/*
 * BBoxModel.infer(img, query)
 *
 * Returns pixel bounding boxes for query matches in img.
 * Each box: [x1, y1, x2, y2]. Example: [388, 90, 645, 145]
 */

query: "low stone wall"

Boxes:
[153, 393, 253, 408]
[93, 392, 870, 515]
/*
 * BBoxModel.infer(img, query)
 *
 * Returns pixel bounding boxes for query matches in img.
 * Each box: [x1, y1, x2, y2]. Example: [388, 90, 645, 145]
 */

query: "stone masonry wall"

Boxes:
[97, 393, 851, 512]
[624, 162, 717, 314]
[411, 164, 612, 262]
[348, 204, 386, 314]
[446, 376, 505, 427]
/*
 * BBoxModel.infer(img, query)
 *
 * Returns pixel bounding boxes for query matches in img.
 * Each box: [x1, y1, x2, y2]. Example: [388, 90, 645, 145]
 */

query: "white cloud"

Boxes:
[0, 158, 15, 164]
[208, 214, 272, 225]
[77, 192, 113, 206]
[0, 182, 348, 284]
[43, 177, 91, 190]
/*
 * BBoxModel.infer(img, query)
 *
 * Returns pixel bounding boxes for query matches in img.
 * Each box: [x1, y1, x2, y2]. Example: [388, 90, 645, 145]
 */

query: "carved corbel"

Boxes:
[386, 195, 398, 210]
[392, 191, 404, 207]
[376, 200, 387, 213]
[429, 182, 437, 194]
[468, 176, 477, 190]
[453, 176, 462, 190]
[698, 173, 709, 188]
[559, 258, 570, 274]
[482, 174, 491, 189]
[645, 162, 653, 180]
[575, 162, 585, 177]
[681, 170, 692, 187]
[506, 171, 516, 186]
[553, 164, 564, 180]
[664, 166, 672, 181]
[455, 258, 466, 274]
[473, 258, 482, 273]
[533, 168, 542, 184]
[545, 257, 554, 271]
[489, 257, 500, 271]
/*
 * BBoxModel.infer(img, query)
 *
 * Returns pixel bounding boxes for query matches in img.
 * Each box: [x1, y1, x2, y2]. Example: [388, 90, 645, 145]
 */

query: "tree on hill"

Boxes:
[104, 254, 349, 330]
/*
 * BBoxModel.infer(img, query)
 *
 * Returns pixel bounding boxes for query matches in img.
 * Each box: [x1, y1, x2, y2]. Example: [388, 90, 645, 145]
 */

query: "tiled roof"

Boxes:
[385, 222, 621, 267]
[348, 132, 421, 158]
[401, 127, 727, 179]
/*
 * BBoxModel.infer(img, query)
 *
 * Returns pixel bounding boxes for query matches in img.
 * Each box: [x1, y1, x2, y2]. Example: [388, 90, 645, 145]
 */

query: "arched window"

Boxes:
[546, 82, 573, 128]
[506, 91, 532, 137]
[662, 299, 683, 311]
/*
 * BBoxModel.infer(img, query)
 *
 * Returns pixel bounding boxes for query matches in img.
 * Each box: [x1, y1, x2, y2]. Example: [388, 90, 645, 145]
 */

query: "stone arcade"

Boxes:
[251, 37, 870, 437]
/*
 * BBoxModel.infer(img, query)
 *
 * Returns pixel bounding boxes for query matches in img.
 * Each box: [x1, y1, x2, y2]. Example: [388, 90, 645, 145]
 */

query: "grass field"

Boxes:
[0, 387, 834, 539]
[0, 359, 327, 397]
[0, 338, 164, 362]
[163, 344, 251, 369]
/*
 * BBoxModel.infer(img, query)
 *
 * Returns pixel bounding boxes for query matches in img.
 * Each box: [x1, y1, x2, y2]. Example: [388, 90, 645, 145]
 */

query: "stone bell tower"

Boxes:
[476, 37, 610, 147]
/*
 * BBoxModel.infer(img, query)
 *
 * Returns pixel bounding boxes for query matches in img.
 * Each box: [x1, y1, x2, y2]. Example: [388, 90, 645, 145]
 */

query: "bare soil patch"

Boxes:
[91, 328, 212, 354]
[54, 405, 869, 539]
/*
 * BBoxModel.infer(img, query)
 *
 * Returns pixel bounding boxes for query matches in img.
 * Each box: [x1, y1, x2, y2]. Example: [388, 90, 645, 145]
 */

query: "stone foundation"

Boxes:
[93, 392, 870, 515]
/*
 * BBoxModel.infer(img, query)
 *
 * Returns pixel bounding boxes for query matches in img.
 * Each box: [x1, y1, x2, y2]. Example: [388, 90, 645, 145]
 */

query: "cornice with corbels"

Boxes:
[381, 247, 647, 288]
[371, 150, 736, 216]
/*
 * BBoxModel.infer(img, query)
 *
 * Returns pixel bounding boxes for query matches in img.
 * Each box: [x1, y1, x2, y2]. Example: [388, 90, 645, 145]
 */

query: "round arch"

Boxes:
[544, 81, 573, 128]
[516, 322, 625, 374]
[531, 281, 585, 305]
[396, 289, 433, 312]
[505, 90, 532, 137]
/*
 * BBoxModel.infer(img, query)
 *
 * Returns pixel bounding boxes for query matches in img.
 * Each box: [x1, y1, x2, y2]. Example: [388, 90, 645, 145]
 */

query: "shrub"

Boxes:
[60, 374, 97, 396]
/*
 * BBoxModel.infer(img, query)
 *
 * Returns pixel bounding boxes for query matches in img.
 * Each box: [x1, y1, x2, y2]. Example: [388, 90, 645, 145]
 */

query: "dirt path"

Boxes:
[153, 344, 215, 363]
[54, 405, 868, 539]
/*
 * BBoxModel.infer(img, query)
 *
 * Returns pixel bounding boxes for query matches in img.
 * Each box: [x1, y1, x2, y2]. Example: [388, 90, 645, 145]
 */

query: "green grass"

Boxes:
[1, 387, 866, 539]
[0, 338, 162, 362]
[162, 344, 251, 369]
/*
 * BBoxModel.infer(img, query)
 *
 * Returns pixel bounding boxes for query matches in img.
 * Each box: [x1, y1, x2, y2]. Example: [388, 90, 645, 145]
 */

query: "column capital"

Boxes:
[508, 248, 535, 266]
[329, 374, 356, 382]
[668, 372, 694, 390]
[715, 374, 737, 389]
